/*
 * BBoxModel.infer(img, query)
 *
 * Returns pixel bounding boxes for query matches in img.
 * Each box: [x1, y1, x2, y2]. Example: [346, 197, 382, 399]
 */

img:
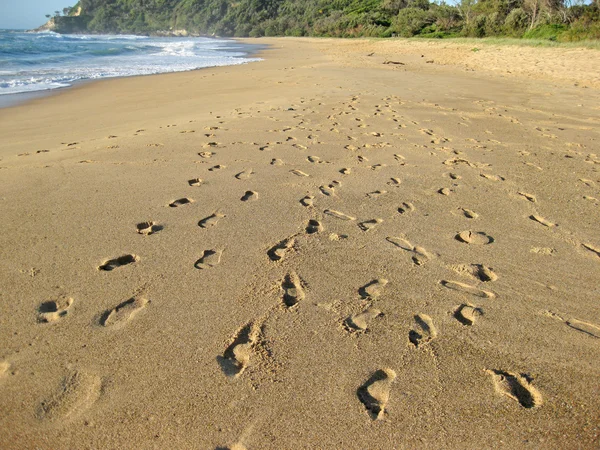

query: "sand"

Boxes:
[0, 37, 599, 449]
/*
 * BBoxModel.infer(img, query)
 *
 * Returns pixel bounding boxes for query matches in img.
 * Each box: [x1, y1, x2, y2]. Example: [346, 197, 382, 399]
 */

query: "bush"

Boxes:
[248, 26, 264, 37]
[560, 20, 600, 41]
[407, 0, 431, 11]
[522, 23, 567, 40]
[380, 0, 407, 16]
[463, 14, 487, 37]
[431, 4, 461, 32]
[394, 7, 434, 36]
[286, 27, 306, 36]
[504, 7, 529, 36]
[484, 11, 504, 35]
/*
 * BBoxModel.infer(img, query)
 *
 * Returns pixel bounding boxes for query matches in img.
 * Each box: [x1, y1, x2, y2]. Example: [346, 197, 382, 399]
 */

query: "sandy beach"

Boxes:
[0, 37, 599, 449]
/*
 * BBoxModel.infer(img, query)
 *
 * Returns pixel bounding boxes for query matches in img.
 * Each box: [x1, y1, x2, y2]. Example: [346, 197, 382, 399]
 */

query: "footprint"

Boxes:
[217, 322, 260, 378]
[409, 314, 437, 348]
[367, 190, 387, 199]
[358, 219, 382, 232]
[270, 158, 283, 166]
[241, 191, 258, 201]
[451, 264, 498, 282]
[319, 184, 336, 196]
[440, 280, 496, 299]
[340, 168, 351, 175]
[566, 319, 600, 338]
[188, 178, 203, 186]
[282, 272, 305, 307]
[268, 237, 295, 261]
[100, 297, 148, 327]
[480, 173, 505, 182]
[324, 209, 356, 221]
[386, 237, 431, 266]
[329, 233, 349, 241]
[444, 157, 487, 169]
[359, 279, 388, 299]
[485, 370, 542, 408]
[397, 202, 415, 214]
[235, 169, 254, 180]
[306, 219, 323, 234]
[136, 221, 163, 235]
[195, 249, 223, 269]
[98, 254, 139, 271]
[369, 164, 386, 170]
[208, 165, 226, 171]
[456, 231, 494, 245]
[307, 156, 322, 163]
[38, 296, 73, 323]
[357, 368, 396, 420]
[198, 151, 214, 158]
[344, 307, 383, 333]
[524, 162, 543, 171]
[37, 370, 101, 422]
[300, 195, 315, 207]
[290, 169, 309, 177]
[460, 208, 479, 219]
[517, 192, 537, 203]
[454, 304, 483, 326]
[530, 215, 556, 227]
[387, 178, 402, 187]
[199, 212, 225, 228]
[438, 188, 451, 196]
[169, 198, 194, 207]
[531, 247, 556, 255]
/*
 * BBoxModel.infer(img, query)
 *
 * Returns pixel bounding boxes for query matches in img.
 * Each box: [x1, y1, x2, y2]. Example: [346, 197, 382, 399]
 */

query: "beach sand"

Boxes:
[0, 37, 599, 449]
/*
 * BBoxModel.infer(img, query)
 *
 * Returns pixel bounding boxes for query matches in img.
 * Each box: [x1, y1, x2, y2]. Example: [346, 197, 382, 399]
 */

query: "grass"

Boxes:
[410, 36, 600, 49]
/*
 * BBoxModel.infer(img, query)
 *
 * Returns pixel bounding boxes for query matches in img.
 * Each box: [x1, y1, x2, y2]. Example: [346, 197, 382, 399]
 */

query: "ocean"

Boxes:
[0, 30, 262, 98]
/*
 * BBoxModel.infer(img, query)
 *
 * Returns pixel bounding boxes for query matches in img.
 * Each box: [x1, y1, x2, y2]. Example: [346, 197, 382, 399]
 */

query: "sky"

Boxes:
[0, 0, 78, 30]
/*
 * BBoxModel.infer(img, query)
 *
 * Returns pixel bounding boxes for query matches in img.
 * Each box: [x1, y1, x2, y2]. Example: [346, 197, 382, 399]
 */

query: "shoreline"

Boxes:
[0, 33, 268, 110]
[1, 37, 599, 449]
[2, 34, 598, 112]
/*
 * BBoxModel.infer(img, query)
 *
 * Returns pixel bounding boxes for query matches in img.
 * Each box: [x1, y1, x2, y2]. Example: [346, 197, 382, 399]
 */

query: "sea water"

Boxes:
[0, 30, 262, 98]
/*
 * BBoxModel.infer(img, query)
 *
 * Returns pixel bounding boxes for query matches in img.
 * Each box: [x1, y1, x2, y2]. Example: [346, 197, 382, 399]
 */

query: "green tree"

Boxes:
[394, 7, 434, 35]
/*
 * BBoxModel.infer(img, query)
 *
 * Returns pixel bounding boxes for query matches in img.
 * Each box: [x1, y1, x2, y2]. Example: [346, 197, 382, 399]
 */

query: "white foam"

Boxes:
[0, 34, 261, 96]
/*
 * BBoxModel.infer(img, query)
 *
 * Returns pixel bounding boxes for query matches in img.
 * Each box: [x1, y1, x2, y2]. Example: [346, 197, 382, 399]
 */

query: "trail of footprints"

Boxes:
[28, 93, 600, 430]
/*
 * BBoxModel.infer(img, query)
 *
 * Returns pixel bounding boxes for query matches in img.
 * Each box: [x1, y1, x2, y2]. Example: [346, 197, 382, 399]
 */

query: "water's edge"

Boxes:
[0, 33, 268, 110]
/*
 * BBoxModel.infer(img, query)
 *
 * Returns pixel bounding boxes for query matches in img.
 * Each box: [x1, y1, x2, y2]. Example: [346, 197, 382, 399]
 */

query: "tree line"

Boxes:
[50, 0, 599, 41]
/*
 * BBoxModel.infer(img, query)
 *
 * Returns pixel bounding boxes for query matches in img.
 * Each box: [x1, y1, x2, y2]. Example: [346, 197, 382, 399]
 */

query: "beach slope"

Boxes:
[0, 38, 599, 449]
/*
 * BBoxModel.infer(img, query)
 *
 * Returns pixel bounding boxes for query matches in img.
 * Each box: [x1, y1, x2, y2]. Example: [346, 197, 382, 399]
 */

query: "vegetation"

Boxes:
[48, 0, 600, 41]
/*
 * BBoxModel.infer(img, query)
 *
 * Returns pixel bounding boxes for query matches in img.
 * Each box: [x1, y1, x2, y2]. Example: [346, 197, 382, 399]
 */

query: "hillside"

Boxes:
[42, 0, 599, 41]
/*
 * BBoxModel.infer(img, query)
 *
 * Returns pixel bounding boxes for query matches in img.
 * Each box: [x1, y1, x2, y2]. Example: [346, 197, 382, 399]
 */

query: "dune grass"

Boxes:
[414, 36, 600, 50]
